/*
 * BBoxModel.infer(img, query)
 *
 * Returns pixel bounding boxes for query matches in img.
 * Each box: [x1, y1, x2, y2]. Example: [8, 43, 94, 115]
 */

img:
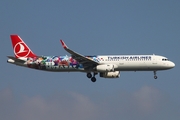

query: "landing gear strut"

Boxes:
[86, 72, 97, 82]
[153, 71, 158, 79]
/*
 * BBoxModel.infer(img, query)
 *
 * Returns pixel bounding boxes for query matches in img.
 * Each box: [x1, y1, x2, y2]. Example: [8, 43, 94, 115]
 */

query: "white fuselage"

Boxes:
[97, 55, 175, 71]
[7, 55, 175, 72]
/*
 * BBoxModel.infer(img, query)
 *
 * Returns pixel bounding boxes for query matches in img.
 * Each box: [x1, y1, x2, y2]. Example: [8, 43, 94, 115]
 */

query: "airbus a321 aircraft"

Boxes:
[7, 35, 175, 82]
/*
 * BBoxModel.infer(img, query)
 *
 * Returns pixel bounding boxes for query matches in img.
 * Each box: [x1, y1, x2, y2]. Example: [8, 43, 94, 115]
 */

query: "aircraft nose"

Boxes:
[170, 61, 175, 68]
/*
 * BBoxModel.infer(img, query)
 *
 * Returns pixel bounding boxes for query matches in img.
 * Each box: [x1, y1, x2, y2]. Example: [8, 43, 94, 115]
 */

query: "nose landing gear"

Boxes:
[153, 71, 158, 79]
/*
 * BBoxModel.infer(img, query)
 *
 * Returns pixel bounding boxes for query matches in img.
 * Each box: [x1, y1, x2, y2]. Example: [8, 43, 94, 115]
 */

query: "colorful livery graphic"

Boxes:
[26, 55, 84, 70]
[7, 35, 175, 82]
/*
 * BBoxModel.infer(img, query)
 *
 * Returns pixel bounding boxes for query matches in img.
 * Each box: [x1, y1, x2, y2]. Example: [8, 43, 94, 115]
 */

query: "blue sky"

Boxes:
[0, 1, 180, 120]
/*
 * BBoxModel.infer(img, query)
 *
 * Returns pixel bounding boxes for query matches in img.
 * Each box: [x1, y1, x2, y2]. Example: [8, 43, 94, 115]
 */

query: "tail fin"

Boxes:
[10, 35, 37, 58]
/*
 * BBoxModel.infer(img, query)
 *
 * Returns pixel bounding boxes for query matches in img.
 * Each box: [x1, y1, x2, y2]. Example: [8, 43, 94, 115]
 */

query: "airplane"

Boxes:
[7, 35, 175, 82]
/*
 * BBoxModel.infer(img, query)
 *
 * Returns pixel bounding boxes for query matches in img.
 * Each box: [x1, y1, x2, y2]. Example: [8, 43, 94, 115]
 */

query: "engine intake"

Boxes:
[100, 71, 120, 78]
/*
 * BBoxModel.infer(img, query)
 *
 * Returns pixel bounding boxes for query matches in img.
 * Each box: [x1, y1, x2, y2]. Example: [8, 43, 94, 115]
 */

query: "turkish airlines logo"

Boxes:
[14, 42, 30, 58]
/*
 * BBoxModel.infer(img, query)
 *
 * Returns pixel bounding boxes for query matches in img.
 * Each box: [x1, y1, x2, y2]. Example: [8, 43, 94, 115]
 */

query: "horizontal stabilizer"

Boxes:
[7, 56, 26, 63]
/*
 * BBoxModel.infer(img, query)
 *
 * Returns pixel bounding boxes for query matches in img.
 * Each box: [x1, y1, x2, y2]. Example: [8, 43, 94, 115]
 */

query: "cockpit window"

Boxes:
[162, 58, 169, 61]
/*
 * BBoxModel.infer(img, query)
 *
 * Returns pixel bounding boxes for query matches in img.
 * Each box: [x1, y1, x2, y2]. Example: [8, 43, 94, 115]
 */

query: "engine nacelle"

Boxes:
[99, 71, 120, 78]
[96, 64, 117, 72]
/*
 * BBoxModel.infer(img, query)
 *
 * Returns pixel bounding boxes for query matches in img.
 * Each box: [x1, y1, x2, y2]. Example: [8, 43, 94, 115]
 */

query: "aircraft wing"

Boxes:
[60, 40, 99, 68]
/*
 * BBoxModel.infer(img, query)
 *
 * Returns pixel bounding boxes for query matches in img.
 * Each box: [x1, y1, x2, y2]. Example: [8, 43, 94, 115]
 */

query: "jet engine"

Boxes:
[99, 71, 120, 78]
[96, 64, 117, 72]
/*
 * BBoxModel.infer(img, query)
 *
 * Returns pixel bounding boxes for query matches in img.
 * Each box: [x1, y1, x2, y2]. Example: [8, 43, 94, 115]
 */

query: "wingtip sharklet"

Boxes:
[60, 40, 68, 49]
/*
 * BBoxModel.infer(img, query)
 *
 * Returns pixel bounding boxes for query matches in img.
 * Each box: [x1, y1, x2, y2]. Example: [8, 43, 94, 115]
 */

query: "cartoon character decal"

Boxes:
[26, 55, 83, 70]
[52, 56, 60, 66]
[59, 55, 69, 67]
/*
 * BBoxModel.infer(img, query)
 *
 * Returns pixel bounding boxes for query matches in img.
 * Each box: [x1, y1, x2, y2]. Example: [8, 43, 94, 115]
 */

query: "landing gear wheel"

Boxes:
[87, 73, 92, 78]
[91, 77, 96, 82]
[154, 76, 158, 79]
[153, 71, 158, 79]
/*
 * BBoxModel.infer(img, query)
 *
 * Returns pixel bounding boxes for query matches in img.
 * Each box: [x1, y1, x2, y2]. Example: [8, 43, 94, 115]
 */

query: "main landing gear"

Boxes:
[87, 72, 97, 82]
[153, 71, 158, 79]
